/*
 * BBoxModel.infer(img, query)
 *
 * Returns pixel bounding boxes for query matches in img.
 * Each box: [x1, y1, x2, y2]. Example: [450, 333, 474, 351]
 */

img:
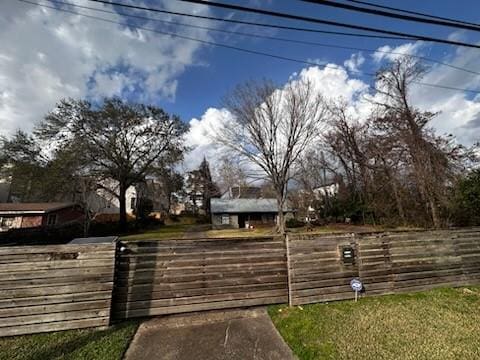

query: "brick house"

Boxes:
[0, 203, 84, 232]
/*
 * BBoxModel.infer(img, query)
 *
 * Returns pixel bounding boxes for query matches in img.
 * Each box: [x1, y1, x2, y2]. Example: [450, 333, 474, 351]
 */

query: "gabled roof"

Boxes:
[211, 198, 291, 213]
[0, 203, 77, 215]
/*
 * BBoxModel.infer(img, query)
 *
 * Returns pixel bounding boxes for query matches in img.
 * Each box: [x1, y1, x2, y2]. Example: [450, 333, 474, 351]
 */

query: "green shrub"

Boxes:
[286, 218, 306, 228]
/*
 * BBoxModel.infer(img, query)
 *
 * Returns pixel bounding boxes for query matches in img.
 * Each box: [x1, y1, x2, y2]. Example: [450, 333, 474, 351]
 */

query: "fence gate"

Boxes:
[112, 237, 288, 320]
[286, 233, 359, 305]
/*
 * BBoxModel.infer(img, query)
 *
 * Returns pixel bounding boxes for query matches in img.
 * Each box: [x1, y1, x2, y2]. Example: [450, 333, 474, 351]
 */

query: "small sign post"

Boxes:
[350, 278, 363, 302]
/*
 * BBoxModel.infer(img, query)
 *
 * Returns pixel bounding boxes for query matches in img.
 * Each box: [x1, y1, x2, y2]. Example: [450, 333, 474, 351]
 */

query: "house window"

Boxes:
[221, 214, 229, 225]
[130, 197, 136, 210]
[0, 217, 14, 228]
[47, 214, 57, 226]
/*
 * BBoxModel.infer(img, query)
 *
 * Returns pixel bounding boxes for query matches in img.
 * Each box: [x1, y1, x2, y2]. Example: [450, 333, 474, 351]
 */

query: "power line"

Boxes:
[47, 0, 480, 76]
[176, 0, 480, 49]
[302, 0, 480, 32]
[81, 0, 412, 41]
[17, 0, 480, 95]
[346, 0, 480, 28]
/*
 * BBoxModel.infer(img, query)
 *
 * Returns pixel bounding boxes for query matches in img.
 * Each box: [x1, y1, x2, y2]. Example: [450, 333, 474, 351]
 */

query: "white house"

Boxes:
[89, 179, 137, 217]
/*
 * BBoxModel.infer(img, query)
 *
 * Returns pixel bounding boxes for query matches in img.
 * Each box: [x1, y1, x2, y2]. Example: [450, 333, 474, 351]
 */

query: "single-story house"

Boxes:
[0, 203, 84, 232]
[210, 198, 294, 229]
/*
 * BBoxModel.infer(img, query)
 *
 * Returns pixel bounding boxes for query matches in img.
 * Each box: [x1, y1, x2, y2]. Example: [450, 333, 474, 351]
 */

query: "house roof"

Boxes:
[0, 203, 77, 215]
[211, 198, 291, 214]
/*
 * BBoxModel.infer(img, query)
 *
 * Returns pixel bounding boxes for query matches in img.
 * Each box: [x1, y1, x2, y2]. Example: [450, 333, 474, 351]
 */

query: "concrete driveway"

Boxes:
[124, 307, 296, 360]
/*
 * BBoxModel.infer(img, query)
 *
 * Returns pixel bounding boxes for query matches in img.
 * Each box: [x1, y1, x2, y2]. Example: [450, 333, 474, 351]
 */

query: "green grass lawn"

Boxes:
[0, 321, 139, 360]
[269, 287, 480, 360]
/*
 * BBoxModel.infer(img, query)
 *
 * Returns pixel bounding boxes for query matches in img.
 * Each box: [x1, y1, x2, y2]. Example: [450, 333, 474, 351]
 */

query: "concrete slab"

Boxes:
[124, 307, 296, 360]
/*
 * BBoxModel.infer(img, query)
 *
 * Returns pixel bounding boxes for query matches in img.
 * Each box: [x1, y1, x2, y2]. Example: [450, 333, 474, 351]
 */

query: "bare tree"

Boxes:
[216, 79, 327, 233]
[373, 58, 465, 227]
[215, 155, 248, 194]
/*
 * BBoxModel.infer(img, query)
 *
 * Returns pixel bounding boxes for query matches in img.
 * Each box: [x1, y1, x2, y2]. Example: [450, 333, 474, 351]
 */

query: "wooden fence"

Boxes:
[2, 228, 480, 337]
[0, 243, 116, 337]
[286, 233, 358, 305]
[287, 228, 480, 305]
[112, 237, 288, 320]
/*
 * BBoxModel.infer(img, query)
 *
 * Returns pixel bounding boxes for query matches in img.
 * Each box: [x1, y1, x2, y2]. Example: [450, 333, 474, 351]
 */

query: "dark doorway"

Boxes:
[238, 214, 246, 228]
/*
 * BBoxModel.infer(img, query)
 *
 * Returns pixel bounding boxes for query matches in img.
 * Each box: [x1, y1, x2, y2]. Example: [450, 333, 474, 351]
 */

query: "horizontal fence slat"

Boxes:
[113, 236, 287, 320]
[287, 229, 480, 307]
[0, 242, 115, 337]
[0, 317, 109, 337]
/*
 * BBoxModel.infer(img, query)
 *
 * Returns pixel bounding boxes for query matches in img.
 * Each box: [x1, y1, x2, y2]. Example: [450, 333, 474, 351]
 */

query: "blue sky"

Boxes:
[1, 0, 480, 169]
[163, 0, 480, 120]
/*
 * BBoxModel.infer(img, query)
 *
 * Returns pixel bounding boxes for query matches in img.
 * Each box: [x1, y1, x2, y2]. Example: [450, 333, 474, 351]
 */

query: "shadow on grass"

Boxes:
[6, 321, 138, 360]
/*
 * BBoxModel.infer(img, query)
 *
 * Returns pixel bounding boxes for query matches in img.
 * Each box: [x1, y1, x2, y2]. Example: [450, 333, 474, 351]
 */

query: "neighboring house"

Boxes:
[92, 180, 137, 218]
[0, 203, 84, 232]
[211, 198, 294, 229]
[136, 179, 171, 217]
[91, 178, 172, 220]
[313, 183, 339, 198]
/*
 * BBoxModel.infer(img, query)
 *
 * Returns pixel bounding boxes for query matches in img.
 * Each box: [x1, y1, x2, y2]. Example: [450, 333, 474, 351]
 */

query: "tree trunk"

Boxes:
[429, 197, 441, 229]
[276, 196, 286, 235]
[391, 178, 406, 225]
[83, 211, 90, 237]
[119, 182, 128, 231]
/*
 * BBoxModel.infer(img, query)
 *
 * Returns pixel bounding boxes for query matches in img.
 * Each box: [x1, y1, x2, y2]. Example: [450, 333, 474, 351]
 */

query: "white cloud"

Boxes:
[183, 108, 234, 171]
[0, 0, 215, 135]
[409, 45, 480, 145]
[372, 42, 423, 63]
[344, 52, 365, 72]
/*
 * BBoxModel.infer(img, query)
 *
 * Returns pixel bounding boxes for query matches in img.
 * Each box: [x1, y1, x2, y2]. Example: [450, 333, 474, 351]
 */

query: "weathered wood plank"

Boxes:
[0, 291, 113, 309]
[116, 262, 287, 277]
[0, 317, 109, 337]
[114, 296, 287, 319]
[117, 255, 286, 269]
[0, 259, 114, 273]
[115, 283, 287, 303]
[0, 250, 115, 264]
[0, 299, 110, 319]
[0, 267, 115, 282]
[0, 283, 113, 300]
[117, 268, 287, 285]
[0, 309, 110, 328]
[116, 274, 287, 291]
[114, 289, 287, 312]
[0, 274, 115, 291]
[0, 244, 115, 255]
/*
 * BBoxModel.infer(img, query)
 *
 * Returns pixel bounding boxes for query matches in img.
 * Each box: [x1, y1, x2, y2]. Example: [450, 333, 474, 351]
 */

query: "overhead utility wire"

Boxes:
[302, 0, 480, 32]
[346, 0, 480, 28]
[47, 0, 480, 76]
[81, 0, 411, 40]
[175, 0, 480, 49]
[18, 0, 480, 95]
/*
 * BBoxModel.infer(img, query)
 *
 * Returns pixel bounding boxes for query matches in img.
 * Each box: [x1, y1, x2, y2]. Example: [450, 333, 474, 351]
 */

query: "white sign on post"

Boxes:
[350, 278, 363, 302]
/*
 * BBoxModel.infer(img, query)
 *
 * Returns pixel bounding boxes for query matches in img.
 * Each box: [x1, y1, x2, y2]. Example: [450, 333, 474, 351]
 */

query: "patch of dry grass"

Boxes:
[120, 223, 191, 240]
[269, 287, 480, 360]
[206, 227, 276, 238]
